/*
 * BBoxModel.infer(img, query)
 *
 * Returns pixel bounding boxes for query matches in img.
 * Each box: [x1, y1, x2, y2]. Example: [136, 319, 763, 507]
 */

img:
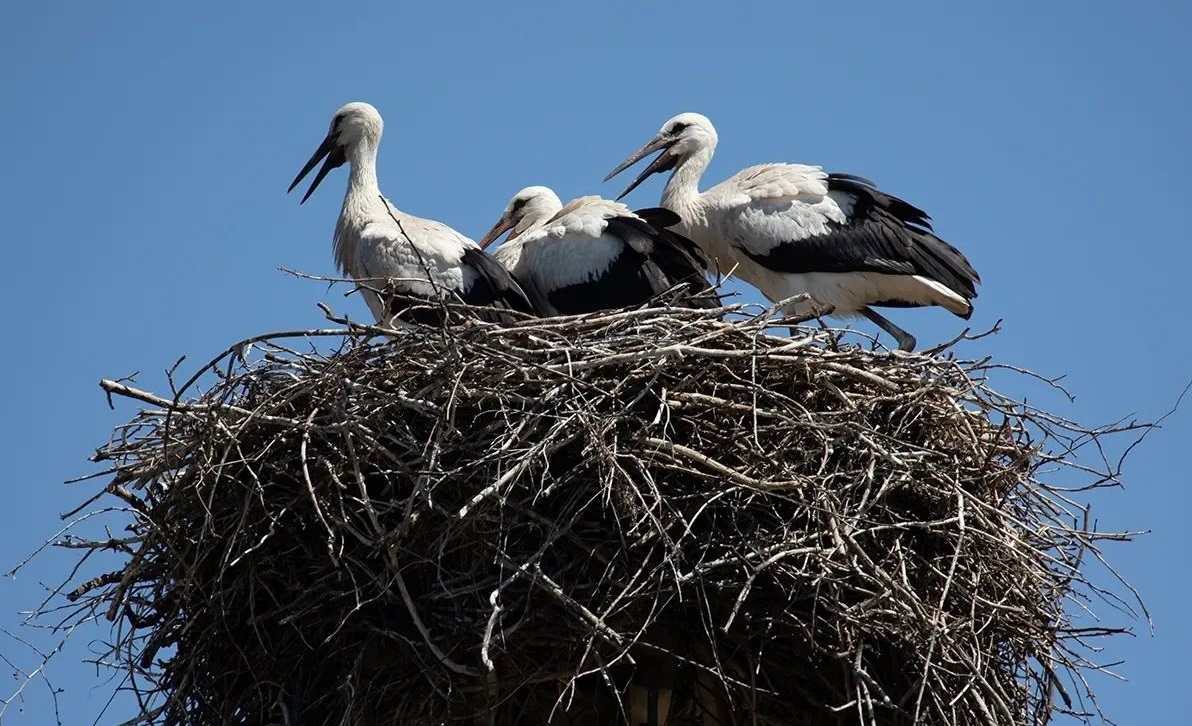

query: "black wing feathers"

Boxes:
[546, 251, 658, 315]
[548, 210, 719, 314]
[458, 247, 549, 322]
[828, 174, 935, 232]
[383, 249, 544, 326]
[741, 174, 979, 302]
[622, 210, 720, 310]
[631, 206, 684, 229]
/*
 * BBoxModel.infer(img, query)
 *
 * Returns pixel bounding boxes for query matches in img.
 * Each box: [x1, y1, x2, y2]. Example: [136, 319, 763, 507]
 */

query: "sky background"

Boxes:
[1, 1, 1188, 723]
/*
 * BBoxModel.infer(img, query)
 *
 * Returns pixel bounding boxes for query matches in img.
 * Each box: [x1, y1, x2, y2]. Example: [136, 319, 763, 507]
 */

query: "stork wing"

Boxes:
[516, 216, 651, 315]
[354, 218, 545, 324]
[355, 222, 458, 301]
[630, 206, 683, 229]
[611, 210, 720, 310]
[459, 246, 549, 321]
[517, 206, 718, 315]
[736, 175, 980, 301]
[716, 163, 831, 205]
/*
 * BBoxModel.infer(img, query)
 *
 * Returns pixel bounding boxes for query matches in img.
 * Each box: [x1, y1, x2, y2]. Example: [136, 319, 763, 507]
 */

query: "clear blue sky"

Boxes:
[1, 1, 1187, 723]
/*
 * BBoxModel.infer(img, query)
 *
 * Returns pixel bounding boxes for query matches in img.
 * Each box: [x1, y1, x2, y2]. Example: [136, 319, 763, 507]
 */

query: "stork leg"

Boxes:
[783, 301, 835, 339]
[861, 307, 916, 352]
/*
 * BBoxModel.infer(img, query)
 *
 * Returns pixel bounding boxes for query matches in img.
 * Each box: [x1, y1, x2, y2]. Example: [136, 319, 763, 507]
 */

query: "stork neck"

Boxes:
[661, 146, 712, 211]
[334, 141, 383, 278]
[345, 142, 381, 200]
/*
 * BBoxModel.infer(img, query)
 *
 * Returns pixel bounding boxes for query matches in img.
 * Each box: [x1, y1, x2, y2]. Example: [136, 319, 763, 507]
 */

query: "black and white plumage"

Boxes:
[604, 112, 981, 351]
[478, 187, 718, 316]
[287, 102, 544, 326]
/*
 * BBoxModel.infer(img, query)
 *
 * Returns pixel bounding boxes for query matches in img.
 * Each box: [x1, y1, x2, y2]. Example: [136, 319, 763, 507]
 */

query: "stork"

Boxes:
[287, 102, 544, 325]
[478, 185, 563, 273]
[604, 112, 980, 351]
[477, 187, 718, 316]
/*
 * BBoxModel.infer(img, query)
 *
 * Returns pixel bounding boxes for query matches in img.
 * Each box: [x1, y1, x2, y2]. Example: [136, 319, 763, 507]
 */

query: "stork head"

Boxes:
[604, 112, 717, 200]
[478, 186, 564, 249]
[288, 102, 384, 204]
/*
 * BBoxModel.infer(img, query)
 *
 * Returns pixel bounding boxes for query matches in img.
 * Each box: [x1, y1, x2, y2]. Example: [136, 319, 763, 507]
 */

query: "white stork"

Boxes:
[478, 185, 563, 272]
[287, 102, 545, 325]
[477, 187, 718, 316]
[604, 112, 980, 351]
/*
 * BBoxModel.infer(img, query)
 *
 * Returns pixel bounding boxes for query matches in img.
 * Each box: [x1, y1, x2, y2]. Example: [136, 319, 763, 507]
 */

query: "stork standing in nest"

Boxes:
[288, 102, 545, 325]
[604, 112, 980, 351]
[478, 186, 718, 315]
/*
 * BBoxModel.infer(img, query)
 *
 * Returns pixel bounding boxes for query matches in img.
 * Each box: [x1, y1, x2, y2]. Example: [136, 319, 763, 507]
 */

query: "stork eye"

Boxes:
[511, 198, 527, 211]
[669, 123, 689, 135]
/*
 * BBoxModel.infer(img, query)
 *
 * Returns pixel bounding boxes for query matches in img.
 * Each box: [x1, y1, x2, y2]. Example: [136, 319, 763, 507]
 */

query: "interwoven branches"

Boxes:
[42, 305, 1140, 725]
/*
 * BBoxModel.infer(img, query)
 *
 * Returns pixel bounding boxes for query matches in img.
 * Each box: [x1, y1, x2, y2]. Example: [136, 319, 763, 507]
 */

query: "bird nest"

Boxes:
[53, 303, 1138, 726]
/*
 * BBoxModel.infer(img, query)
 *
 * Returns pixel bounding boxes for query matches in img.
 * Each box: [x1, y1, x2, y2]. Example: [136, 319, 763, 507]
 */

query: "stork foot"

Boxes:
[861, 307, 916, 352]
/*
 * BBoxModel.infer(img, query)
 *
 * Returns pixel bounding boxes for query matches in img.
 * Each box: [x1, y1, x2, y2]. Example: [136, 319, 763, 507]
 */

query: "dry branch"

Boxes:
[16, 304, 1143, 726]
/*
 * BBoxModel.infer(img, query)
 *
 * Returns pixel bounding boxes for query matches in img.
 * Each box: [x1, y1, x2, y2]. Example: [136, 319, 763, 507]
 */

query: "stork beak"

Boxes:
[288, 133, 347, 204]
[603, 134, 678, 201]
[478, 215, 517, 250]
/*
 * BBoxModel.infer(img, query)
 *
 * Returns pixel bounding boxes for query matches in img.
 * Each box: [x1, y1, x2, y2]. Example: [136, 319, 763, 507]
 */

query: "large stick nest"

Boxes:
[63, 304, 1137, 726]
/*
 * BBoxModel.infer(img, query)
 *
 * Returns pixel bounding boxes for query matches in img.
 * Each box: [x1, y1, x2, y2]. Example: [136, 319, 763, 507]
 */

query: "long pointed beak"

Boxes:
[288, 133, 347, 204]
[478, 215, 516, 250]
[603, 134, 677, 201]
